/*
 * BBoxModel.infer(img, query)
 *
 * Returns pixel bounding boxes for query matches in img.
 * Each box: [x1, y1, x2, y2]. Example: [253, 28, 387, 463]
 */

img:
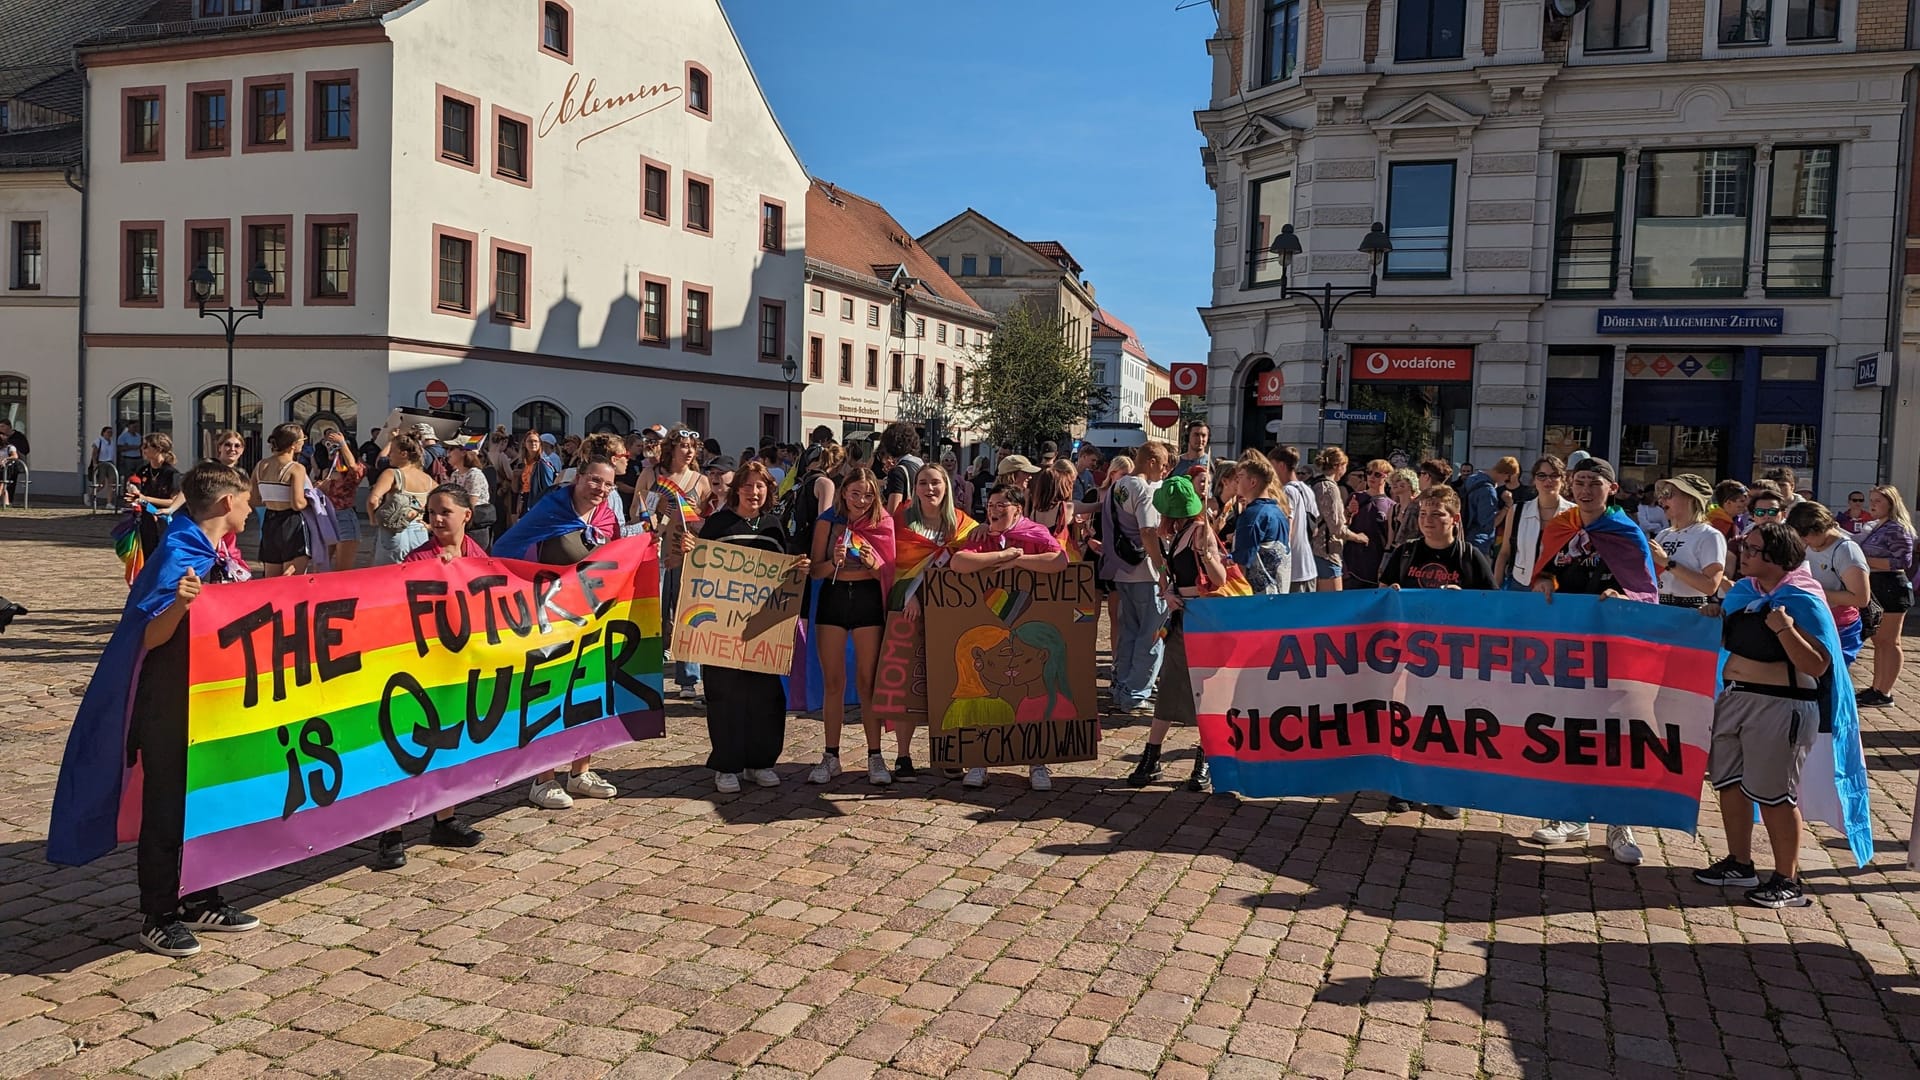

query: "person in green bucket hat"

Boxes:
[1129, 474, 1231, 791]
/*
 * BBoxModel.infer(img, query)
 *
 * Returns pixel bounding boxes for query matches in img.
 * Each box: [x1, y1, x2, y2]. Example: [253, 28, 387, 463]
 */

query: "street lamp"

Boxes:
[781, 353, 799, 445]
[191, 261, 273, 445]
[1267, 222, 1392, 456]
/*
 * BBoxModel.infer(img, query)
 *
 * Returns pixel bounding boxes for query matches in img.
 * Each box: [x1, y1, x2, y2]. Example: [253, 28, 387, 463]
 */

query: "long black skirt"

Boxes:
[703, 664, 787, 773]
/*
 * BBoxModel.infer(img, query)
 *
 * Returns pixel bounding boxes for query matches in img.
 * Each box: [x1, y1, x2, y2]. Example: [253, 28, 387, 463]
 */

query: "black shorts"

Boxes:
[1870, 570, 1914, 613]
[816, 579, 885, 630]
[259, 508, 310, 564]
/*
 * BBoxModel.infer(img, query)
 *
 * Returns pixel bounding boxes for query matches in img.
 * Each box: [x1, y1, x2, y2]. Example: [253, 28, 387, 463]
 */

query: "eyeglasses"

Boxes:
[1368, 471, 1391, 479]
[1741, 541, 1771, 560]
[1752, 506, 1782, 517]
[1533, 471, 1562, 480]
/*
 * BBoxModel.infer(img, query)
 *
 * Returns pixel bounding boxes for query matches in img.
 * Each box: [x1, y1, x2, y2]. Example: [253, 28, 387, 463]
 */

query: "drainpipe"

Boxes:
[1881, 64, 1916, 488]
[63, 58, 90, 500]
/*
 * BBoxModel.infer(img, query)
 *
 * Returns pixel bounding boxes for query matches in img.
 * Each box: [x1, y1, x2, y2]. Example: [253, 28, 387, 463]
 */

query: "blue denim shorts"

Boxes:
[1315, 558, 1343, 581]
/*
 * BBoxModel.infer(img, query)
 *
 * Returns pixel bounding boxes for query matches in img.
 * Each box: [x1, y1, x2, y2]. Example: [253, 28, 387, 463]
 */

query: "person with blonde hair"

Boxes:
[1343, 459, 1396, 589]
[1230, 451, 1291, 594]
[1858, 484, 1915, 707]
[367, 434, 433, 565]
[1310, 447, 1358, 591]
[1386, 467, 1421, 549]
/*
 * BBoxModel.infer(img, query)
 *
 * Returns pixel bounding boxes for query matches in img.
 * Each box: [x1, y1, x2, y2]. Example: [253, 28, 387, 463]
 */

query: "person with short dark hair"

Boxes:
[251, 423, 313, 577]
[1709, 480, 1749, 539]
[878, 421, 924, 513]
[1172, 423, 1209, 478]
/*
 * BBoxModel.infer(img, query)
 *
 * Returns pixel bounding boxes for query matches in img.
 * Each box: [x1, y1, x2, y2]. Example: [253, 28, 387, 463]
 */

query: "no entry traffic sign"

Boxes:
[1147, 397, 1181, 429]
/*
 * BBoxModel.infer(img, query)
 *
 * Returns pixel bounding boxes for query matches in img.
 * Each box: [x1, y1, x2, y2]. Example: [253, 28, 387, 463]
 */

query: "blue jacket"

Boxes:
[1459, 471, 1500, 556]
[1231, 498, 1290, 593]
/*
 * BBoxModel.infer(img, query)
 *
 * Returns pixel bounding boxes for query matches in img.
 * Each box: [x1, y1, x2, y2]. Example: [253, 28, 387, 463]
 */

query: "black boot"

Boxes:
[1185, 757, 1210, 792]
[429, 816, 484, 848]
[1127, 744, 1164, 788]
[372, 829, 407, 870]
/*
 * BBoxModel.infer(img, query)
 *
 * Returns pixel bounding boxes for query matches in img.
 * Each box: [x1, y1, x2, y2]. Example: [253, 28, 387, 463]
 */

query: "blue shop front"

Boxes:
[1542, 307, 1824, 495]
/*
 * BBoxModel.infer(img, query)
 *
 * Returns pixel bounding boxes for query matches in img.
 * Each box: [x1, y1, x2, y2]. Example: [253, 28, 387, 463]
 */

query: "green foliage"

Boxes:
[958, 303, 1112, 452]
[1350, 385, 1433, 459]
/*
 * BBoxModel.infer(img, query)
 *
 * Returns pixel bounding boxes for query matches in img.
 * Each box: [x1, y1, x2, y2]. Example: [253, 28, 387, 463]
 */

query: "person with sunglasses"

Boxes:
[1694, 521, 1855, 909]
[1341, 460, 1397, 590]
[1729, 487, 1788, 583]
[1840, 491, 1874, 537]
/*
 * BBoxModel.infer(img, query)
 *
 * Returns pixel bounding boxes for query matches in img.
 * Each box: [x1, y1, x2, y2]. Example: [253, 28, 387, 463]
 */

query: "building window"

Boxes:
[1396, 0, 1466, 60]
[247, 220, 289, 300]
[514, 400, 568, 438]
[188, 224, 226, 303]
[540, 1, 571, 60]
[311, 219, 354, 303]
[685, 175, 712, 234]
[761, 198, 785, 253]
[191, 86, 228, 154]
[686, 63, 711, 118]
[1787, 0, 1839, 39]
[247, 79, 289, 149]
[1384, 161, 1455, 278]
[1552, 153, 1622, 295]
[123, 225, 161, 304]
[683, 403, 708, 436]
[913, 317, 926, 338]
[1764, 145, 1837, 295]
[586, 406, 632, 435]
[1633, 148, 1753, 294]
[311, 75, 354, 146]
[435, 229, 473, 313]
[956, 328, 967, 347]
[641, 159, 669, 222]
[867, 303, 881, 328]
[809, 288, 825, 313]
[808, 336, 823, 380]
[495, 110, 531, 183]
[1721, 0, 1771, 42]
[840, 297, 854, 320]
[1585, 0, 1652, 50]
[936, 255, 949, 272]
[125, 90, 163, 158]
[640, 276, 668, 344]
[11, 221, 42, 290]
[1245, 173, 1292, 286]
[839, 342, 854, 383]
[685, 287, 711, 351]
[960, 255, 977, 276]
[1260, 0, 1301, 83]
[866, 348, 879, 388]
[439, 89, 476, 167]
[758, 300, 784, 360]
[890, 353, 904, 391]
[937, 323, 947, 344]
[492, 241, 529, 326]
[115, 383, 173, 442]
[987, 255, 1003, 275]
[913, 356, 925, 394]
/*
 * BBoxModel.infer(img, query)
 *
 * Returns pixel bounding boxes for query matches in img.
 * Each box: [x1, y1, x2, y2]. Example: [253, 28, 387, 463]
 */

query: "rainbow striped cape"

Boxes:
[1532, 506, 1659, 603]
[887, 508, 979, 609]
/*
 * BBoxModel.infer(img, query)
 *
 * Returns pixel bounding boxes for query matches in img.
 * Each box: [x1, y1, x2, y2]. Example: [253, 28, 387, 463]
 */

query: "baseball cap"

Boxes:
[539, 433, 557, 447]
[1570, 456, 1616, 483]
[705, 455, 737, 473]
[643, 424, 667, 439]
[412, 422, 437, 441]
[997, 454, 1041, 476]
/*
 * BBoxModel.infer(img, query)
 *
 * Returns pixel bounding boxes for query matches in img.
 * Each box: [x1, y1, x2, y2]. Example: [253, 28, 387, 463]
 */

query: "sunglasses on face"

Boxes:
[1752, 506, 1782, 517]
[1368, 471, 1391, 479]
[1849, 497, 1865, 504]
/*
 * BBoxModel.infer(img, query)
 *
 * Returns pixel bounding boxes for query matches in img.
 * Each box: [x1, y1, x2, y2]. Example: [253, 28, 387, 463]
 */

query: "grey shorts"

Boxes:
[1288, 578, 1318, 594]
[1709, 688, 1818, 807]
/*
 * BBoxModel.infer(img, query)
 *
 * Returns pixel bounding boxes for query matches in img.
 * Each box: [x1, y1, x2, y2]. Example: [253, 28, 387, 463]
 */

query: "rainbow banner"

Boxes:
[1185, 589, 1720, 830]
[179, 537, 665, 894]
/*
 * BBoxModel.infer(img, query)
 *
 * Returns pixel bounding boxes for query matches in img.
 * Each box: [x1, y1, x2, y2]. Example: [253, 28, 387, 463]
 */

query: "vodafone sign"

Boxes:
[1170, 362, 1207, 397]
[1254, 369, 1284, 406]
[1350, 346, 1474, 383]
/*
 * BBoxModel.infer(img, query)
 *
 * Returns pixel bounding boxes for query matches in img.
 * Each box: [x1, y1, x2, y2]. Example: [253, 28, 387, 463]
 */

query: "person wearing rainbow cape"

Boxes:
[884, 462, 979, 777]
[806, 466, 896, 786]
[1528, 456, 1658, 866]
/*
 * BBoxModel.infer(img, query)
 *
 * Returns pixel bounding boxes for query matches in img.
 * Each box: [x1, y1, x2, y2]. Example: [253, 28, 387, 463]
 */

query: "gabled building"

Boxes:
[1091, 309, 1156, 429]
[917, 208, 1099, 362]
[801, 180, 993, 445]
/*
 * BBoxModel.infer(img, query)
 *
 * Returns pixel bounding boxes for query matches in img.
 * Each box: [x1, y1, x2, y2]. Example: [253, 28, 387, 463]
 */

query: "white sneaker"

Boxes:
[1608, 825, 1643, 866]
[1531, 820, 1589, 845]
[746, 767, 780, 787]
[566, 770, 617, 799]
[808, 753, 841, 784]
[962, 767, 987, 788]
[1028, 765, 1052, 791]
[714, 772, 741, 794]
[528, 779, 573, 809]
[867, 753, 893, 786]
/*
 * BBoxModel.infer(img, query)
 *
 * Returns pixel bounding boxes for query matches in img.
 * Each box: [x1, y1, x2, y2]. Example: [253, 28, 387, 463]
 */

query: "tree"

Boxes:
[958, 303, 1112, 453]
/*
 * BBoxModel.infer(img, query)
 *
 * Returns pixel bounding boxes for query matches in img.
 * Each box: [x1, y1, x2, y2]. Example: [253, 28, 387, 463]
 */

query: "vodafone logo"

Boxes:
[1171, 362, 1207, 396]
[1350, 345, 1474, 383]
[1365, 351, 1391, 376]
[1255, 369, 1284, 406]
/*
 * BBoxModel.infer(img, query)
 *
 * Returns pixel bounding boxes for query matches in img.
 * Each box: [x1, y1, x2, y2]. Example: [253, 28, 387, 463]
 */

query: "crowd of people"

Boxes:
[80, 409, 1914, 955]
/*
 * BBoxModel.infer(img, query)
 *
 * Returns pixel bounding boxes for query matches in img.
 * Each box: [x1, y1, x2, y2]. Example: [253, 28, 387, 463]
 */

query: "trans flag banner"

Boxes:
[1185, 589, 1721, 831]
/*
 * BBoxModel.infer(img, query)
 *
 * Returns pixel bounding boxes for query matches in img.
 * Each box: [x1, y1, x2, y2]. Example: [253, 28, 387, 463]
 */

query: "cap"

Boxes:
[1039, 440, 1058, 455]
[1566, 449, 1592, 470]
[706, 455, 737, 473]
[997, 454, 1041, 476]
[644, 424, 667, 439]
[412, 422, 437, 441]
[1570, 456, 1616, 483]
[1661, 473, 1714, 508]
[539, 432, 557, 446]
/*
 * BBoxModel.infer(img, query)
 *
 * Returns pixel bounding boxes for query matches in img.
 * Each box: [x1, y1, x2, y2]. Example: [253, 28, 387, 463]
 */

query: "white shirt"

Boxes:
[1804, 535, 1868, 600]
[92, 436, 113, 464]
[1107, 475, 1161, 584]
[1656, 521, 1728, 598]
[1637, 503, 1668, 536]
[1510, 497, 1569, 587]
[1283, 478, 1319, 583]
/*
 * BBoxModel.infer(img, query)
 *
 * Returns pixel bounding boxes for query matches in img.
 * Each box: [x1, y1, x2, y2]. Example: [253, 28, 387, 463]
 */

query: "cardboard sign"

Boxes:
[922, 564, 1100, 768]
[871, 598, 929, 721]
[672, 537, 805, 675]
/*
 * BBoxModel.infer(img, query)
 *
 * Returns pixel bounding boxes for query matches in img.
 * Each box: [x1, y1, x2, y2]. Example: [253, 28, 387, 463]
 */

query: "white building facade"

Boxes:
[1197, 0, 1912, 502]
[22, 0, 807, 491]
[1090, 309, 1152, 428]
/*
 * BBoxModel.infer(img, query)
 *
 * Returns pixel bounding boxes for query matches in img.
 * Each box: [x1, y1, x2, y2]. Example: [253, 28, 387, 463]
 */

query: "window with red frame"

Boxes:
[248, 223, 288, 298]
[313, 222, 352, 299]
[437, 233, 472, 313]
[250, 83, 288, 147]
[126, 94, 161, 156]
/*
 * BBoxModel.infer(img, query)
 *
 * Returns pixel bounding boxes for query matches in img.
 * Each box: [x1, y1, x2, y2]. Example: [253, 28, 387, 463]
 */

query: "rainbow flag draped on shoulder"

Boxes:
[1533, 506, 1659, 603]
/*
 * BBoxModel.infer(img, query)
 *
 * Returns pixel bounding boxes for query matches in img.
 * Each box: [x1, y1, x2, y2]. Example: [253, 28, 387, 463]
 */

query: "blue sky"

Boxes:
[724, 0, 1218, 367]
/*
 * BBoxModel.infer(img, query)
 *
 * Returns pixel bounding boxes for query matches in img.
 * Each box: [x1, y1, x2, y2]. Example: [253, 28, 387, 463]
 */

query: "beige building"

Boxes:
[800, 180, 994, 445]
[917, 209, 1099, 360]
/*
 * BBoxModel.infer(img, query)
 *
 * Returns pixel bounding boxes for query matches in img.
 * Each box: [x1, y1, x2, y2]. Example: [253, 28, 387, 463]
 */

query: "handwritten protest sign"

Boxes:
[181, 537, 664, 894]
[672, 537, 805, 675]
[872, 601, 928, 722]
[922, 563, 1100, 768]
[1186, 589, 1720, 830]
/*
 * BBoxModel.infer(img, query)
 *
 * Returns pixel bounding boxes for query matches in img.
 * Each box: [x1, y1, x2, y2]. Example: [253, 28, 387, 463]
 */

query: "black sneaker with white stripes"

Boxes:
[1693, 855, 1760, 888]
[1746, 874, 1811, 909]
[138, 918, 201, 957]
[181, 898, 260, 933]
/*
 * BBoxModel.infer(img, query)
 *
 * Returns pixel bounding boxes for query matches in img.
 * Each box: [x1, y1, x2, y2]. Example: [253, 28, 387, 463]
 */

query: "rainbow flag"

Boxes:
[1532, 506, 1658, 603]
[986, 587, 1031, 625]
[654, 477, 702, 524]
[844, 531, 875, 565]
[172, 537, 664, 895]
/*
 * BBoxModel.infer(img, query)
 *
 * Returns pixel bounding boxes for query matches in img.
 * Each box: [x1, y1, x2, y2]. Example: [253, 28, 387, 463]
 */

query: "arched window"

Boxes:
[512, 399, 567, 438]
[287, 387, 359, 444]
[585, 405, 632, 435]
[444, 394, 493, 435]
[112, 384, 173, 462]
[0, 374, 26, 435]
[194, 386, 263, 466]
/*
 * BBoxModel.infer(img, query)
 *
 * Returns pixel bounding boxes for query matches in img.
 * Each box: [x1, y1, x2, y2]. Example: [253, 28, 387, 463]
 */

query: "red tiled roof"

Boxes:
[1028, 240, 1082, 273]
[807, 180, 989, 316]
[1094, 308, 1152, 364]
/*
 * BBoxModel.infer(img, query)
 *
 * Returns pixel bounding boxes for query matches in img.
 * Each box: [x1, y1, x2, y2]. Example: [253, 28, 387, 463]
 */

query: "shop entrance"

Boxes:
[1345, 383, 1473, 467]
[1239, 358, 1283, 451]
[1618, 349, 1737, 492]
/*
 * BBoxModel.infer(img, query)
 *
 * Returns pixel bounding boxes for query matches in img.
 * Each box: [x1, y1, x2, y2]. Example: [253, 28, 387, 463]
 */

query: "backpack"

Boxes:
[776, 469, 822, 555]
[424, 445, 451, 484]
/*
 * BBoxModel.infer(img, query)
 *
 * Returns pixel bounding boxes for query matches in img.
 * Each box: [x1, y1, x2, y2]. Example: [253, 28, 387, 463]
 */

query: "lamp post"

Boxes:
[1266, 222, 1392, 457]
[781, 353, 799, 445]
[191, 261, 274, 443]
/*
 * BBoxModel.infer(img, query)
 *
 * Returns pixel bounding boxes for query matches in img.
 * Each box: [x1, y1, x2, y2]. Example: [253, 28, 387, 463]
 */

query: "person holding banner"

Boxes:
[882, 463, 980, 778]
[1529, 456, 1659, 864]
[1103, 442, 1171, 719]
[494, 458, 629, 808]
[1128, 475, 1229, 791]
[808, 468, 897, 785]
[952, 485, 1070, 790]
[51, 463, 262, 956]
[697, 460, 809, 792]
[1695, 521, 1871, 907]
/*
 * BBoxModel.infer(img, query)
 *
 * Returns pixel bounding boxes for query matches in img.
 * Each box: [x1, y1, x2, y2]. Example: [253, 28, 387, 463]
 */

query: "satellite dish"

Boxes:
[1547, 0, 1591, 16]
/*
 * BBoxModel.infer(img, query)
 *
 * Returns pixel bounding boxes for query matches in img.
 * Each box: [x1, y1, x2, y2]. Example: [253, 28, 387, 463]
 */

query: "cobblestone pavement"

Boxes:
[2, 506, 1919, 1080]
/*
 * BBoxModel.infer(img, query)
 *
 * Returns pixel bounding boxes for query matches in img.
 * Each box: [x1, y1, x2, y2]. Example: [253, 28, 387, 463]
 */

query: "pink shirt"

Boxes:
[403, 536, 487, 563]
[961, 517, 1062, 557]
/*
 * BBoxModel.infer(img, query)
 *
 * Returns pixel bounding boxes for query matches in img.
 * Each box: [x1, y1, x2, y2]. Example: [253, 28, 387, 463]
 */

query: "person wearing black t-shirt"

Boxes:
[125, 433, 184, 558]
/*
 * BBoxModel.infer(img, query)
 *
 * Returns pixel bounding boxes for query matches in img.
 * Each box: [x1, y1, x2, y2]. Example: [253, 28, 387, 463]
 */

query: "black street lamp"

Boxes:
[781, 353, 799, 445]
[1266, 222, 1393, 455]
[191, 261, 274, 442]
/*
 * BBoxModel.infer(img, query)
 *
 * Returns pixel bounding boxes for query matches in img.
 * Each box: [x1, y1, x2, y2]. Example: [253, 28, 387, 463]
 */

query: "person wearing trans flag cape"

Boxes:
[1693, 521, 1873, 908]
